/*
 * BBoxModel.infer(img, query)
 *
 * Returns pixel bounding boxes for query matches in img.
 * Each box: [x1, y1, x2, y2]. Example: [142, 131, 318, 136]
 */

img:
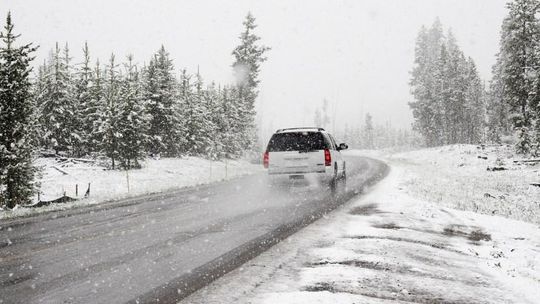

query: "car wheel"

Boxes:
[329, 164, 338, 191]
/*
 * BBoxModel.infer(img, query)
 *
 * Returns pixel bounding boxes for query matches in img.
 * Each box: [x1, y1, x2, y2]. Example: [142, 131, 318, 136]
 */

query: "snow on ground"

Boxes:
[389, 144, 540, 224]
[183, 147, 540, 304]
[0, 157, 261, 220]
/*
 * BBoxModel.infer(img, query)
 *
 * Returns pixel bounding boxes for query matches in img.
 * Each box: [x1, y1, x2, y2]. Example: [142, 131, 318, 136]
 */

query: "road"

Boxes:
[0, 155, 388, 304]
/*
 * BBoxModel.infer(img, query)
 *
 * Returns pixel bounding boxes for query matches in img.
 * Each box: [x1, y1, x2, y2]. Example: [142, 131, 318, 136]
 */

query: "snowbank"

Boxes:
[0, 157, 262, 220]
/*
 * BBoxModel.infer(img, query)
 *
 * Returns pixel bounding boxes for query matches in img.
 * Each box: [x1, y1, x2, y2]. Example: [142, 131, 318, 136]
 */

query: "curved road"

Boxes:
[0, 155, 388, 304]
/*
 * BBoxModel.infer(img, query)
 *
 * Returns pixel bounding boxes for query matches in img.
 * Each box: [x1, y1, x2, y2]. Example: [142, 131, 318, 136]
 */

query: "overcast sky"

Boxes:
[1, 0, 508, 138]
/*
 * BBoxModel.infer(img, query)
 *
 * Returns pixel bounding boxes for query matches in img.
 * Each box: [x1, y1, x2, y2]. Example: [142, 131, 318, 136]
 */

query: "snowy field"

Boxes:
[390, 144, 540, 224]
[184, 147, 540, 304]
[0, 157, 261, 220]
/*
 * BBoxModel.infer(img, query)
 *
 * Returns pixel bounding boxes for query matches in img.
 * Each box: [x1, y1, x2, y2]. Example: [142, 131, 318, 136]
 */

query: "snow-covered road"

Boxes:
[185, 161, 540, 304]
[0, 155, 388, 304]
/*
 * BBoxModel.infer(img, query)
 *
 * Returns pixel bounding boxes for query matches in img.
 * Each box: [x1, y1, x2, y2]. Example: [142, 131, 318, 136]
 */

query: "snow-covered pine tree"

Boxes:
[312, 100, 331, 129]
[74, 42, 94, 156]
[409, 20, 445, 147]
[314, 108, 323, 128]
[0, 12, 38, 208]
[232, 12, 270, 152]
[208, 85, 227, 159]
[352, 125, 362, 148]
[181, 71, 212, 156]
[202, 82, 220, 159]
[86, 59, 105, 154]
[364, 113, 374, 149]
[343, 124, 351, 147]
[498, 0, 540, 153]
[116, 55, 148, 169]
[32, 60, 49, 148]
[443, 33, 469, 144]
[434, 42, 449, 145]
[62, 43, 82, 154]
[177, 69, 194, 155]
[221, 85, 243, 157]
[410, 19, 486, 146]
[486, 55, 511, 143]
[322, 99, 331, 130]
[143, 46, 182, 157]
[98, 54, 121, 169]
[39, 42, 77, 155]
[464, 58, 485, 144]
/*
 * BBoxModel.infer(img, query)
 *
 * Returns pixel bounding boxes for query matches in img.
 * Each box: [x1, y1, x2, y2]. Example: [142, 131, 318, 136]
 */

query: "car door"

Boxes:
[328, 134, 344, 173]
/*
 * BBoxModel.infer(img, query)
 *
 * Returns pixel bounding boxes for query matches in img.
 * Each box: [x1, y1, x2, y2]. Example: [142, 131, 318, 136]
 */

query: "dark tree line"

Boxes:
[409, 19, 486, 147]
[0, 12, 268, 209]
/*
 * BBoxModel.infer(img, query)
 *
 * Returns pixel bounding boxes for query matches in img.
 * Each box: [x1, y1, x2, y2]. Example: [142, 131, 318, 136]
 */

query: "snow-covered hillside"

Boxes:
[0, 157, 261, 219]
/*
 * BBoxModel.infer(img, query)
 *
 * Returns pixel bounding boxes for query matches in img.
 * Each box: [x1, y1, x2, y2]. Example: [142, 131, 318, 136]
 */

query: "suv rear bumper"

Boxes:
[267, 164, 331, 175]
[267, 169, 334, 183]
[268, 169, 326, 175]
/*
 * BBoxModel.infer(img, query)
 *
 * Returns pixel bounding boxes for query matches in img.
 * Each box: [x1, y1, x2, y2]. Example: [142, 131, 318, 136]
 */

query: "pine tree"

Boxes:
[498, 0, 540, 153]
[314, 108, 323, 127]
[444, 33, 470, 144]
[32, 60, 48, 148]
[487, 52, 511, 143]
[201, 81, 220, 159]
[143, 46, 182, 156]
[208, 85, 226, 159]
[410, 19, 486, 146]
[98, 54, 121, 169]
[322, 99, 331, 130]
[409, 21, 445, 146]
[62, 43, 82, 154]
[180, 71, 212, 156]
[0, 12, 37, 208]
[435, 42, 449, 145]
[75, 42, 94, 156]
[220, 85, 243, 157]
[116, 55, 148, 169]
[364, 113, 374, 149]
[232, 12, 270, 151]
[39, 42, 77, 154]
[84, 59, 105, 155]
[464, 58, 485, 143]
[313, 100, 331, 129]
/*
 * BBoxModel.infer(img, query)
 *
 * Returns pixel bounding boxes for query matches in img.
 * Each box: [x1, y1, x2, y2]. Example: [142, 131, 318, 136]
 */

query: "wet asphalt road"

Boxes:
[0, 155, 388, 304]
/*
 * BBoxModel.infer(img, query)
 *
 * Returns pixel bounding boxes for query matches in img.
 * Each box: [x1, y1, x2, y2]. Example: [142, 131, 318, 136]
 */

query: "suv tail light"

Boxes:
[263, 151, 269, 168]
[324, 149, 331, 166]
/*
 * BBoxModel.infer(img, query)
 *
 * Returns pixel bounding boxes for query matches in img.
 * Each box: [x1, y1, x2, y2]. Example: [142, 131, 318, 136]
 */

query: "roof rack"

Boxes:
[276, 127, 325, 133]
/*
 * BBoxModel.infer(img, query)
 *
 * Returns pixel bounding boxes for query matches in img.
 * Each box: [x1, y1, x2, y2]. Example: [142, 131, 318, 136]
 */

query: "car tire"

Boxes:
[329, 164, 338, 191]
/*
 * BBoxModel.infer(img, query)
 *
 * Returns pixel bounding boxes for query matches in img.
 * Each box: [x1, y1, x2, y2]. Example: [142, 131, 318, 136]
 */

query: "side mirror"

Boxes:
[338, 143, 348, 151]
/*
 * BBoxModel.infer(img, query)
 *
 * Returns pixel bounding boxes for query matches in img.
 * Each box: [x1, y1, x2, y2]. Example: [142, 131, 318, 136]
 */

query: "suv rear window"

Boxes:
[267, 132, 327, 152]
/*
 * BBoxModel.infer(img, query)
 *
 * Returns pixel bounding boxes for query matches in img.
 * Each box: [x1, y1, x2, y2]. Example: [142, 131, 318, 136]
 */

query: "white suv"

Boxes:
[263, 127, 347, 186]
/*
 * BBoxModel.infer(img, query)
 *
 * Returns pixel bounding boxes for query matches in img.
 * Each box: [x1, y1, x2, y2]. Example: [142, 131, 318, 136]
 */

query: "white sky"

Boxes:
[1, 0, 508, 138]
